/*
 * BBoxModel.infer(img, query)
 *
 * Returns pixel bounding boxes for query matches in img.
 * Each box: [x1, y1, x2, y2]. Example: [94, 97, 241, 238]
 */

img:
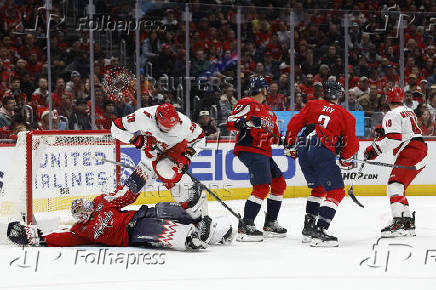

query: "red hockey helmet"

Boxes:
[386, 87, 404, 103]
[155, 103, 181, 132]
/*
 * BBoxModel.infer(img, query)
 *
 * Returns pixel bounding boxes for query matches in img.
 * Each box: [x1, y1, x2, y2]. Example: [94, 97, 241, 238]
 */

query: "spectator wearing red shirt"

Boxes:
[421, 58, 434, 79]
[96, 100, 117, 129]
[266, 34, 283, 61]
[31, 77, 48, 111]
[267, 82, 286, 111]
[51, 77, 66, 110]
[299, 74, 315, 101]
[222, 29, 236, 51]
[418, 109, 436, 136]
[18, 34, 44, 62]
[26, 53, 43, 75]
[1, 0, 22, 31]
[204, 27, 222, 52]
[293, 92, 306, 111]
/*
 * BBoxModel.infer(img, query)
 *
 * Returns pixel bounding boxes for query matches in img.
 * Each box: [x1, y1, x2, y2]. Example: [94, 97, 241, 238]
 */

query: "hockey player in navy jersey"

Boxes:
[227, 76, 287, 242]
[285, 81, 359, 247]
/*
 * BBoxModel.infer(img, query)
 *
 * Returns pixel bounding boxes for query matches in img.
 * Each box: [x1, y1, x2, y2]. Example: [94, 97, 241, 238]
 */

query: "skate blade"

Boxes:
[310, 238, 339, 247]
[302, 235, 312, 243]
[381, 230, 407, 238]
[263, 231, 287, 238]
[236, 233, 263, 242]
[405, 229, 416, 237]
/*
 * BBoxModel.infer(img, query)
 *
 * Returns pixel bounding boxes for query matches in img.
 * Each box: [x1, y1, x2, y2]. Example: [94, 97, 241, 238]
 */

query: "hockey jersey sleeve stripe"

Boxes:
[386, 133, 402, 141]
[113, 118, 125, 130]
[227, 104, 251, 122]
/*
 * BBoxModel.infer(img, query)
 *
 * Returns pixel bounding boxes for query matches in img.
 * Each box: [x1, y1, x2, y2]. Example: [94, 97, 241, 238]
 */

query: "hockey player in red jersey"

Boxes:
[227, 76, 287, 242]
[285, 81, 359, 247]
[7, 164, 234, 250]
[110, 103, 216, 241]
[364, 87, 427, 237]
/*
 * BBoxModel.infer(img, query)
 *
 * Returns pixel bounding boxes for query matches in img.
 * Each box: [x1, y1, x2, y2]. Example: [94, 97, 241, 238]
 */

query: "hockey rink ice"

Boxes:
[1, 196, 436, 290]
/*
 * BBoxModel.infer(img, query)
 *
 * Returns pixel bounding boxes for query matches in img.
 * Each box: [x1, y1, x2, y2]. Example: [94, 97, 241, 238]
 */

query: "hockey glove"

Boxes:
[130, 135, 147, 149]
[248, 116, 262, 128]
[284, 144, 298, 159]
[364, 144, 381, 161]
[339, 157, 356, 170]
[373, 125, 385, 139]
[7, 221, 46, 246]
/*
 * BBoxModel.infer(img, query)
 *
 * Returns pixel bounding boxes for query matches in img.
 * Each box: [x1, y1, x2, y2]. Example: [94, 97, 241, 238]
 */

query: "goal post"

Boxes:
[0, 130, 121, 229]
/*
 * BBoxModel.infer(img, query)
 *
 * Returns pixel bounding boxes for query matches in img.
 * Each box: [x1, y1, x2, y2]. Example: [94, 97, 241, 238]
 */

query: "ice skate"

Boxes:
[310, 226, 339, 247]
[381, 216, 407, 237]
[263, 213, 287, 238]
[302, 214, 317, 243]
[236, 219, 263, 242]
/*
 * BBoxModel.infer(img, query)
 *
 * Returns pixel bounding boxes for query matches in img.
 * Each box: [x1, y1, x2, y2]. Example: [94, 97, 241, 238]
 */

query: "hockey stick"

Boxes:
[352, 159, 416, 170]
[91, 154, 136, 169]
[347, 161, 365, 208]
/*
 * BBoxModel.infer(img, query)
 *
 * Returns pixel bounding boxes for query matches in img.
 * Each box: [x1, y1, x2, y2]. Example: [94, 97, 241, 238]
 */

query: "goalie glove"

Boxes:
[7, 221, 46, 246]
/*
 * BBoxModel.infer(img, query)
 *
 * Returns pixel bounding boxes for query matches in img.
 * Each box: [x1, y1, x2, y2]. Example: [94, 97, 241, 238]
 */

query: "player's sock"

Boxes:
[403, 200, 411, 218]
[390, 195, 406, 218]
[306, 186, 324, 216]
[316, 200, 337, 230]
[266, 195, 282, 220]
[306, 197, 321, 216]
[244, 198, 262, 221]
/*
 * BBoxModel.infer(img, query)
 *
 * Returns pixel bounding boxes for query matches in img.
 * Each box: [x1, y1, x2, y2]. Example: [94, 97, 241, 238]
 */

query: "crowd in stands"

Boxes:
[0, 0, 436, 141]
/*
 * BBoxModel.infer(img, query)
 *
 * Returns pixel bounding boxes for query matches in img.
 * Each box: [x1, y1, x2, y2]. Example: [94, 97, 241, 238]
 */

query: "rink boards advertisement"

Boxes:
[0, 140, 434, 205]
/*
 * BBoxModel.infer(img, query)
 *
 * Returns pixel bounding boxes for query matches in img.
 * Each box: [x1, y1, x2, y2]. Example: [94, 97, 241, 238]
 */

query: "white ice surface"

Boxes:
[1, 196, 436, 290]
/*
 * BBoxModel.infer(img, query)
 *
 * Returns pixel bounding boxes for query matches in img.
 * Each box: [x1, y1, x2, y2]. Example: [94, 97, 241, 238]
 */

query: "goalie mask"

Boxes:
[71, 199, 94, 222]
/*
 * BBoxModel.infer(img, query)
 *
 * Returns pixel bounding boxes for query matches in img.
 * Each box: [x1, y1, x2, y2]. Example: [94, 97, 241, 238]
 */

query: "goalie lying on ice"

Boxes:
[7, 164, 234, 251]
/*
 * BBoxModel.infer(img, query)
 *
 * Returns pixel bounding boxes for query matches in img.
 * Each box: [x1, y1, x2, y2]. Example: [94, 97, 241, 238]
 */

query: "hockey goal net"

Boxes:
[0, 130, 120, 243]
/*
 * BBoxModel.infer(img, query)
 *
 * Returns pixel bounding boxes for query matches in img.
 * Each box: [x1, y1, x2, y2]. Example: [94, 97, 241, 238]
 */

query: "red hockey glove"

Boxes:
[364, 144, 381, 161]
[339, 157, 356, 170]
[129, 135, 146, 149]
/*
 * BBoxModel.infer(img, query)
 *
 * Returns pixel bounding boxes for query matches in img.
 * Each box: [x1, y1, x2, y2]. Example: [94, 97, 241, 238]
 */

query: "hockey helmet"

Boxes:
[155, 103, 181, 132]
[323, 81, 343, 101]
[71, 198, 94, 222]
[386, 87, 404, 103]
[248, 76, 268, 95]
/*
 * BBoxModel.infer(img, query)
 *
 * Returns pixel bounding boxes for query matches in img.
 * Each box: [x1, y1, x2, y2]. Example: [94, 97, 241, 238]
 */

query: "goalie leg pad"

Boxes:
[208, 215, 234, 245]
[129, 218, 202, 251]
[155, 202, 197, 224]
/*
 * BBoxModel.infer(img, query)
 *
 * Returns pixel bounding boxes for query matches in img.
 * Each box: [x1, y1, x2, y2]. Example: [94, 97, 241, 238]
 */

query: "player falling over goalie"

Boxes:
[110, 103, 216, 240]
[7, 164, 234, 250]
[285, 81, 359, 247]
[364, 87, 427, 238]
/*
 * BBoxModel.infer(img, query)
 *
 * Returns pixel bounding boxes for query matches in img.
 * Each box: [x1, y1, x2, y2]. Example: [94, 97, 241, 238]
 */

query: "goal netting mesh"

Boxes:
[0, 130, 120, 243]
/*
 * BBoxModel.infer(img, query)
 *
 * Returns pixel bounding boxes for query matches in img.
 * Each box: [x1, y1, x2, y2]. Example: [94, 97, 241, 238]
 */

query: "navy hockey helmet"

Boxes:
[323, 81, 343, 101]
[248, 76, 268, 95]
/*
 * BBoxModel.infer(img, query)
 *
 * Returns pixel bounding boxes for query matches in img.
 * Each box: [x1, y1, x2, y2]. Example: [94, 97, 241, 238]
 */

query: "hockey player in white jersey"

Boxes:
[364, 87, 427, 237]
[111, 103, 217, 242]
